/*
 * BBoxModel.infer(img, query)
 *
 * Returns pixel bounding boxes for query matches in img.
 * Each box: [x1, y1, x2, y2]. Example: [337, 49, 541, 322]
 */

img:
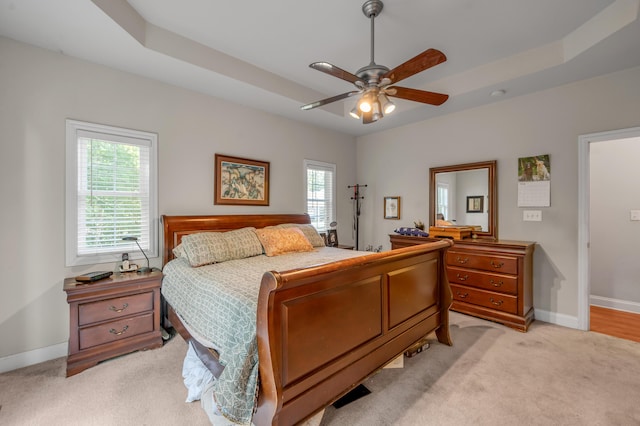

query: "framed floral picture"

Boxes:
[215, 154, 270, 205]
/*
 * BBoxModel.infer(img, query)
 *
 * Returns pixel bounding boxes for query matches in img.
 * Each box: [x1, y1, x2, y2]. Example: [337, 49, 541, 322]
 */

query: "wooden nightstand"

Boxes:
[63, 271, 163, 377]
[336, 244, 354, 250]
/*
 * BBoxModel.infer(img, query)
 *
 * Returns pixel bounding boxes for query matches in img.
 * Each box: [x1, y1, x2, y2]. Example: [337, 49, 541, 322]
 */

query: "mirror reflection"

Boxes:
[435, 168, 489, 230]
[429, 160, 497, 239]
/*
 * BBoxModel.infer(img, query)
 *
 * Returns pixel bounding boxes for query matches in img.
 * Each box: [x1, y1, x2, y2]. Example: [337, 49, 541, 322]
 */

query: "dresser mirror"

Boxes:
[429, 160, 497, 239]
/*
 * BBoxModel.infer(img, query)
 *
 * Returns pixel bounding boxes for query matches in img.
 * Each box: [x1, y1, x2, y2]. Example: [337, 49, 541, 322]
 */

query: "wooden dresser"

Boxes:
[63, 271, 163, 376]
[390, 235, 535, 332]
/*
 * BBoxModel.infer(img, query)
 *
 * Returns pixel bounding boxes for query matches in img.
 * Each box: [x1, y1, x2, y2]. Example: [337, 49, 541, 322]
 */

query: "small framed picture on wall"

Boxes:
[384, 196, 401, 220]
[466, 195, 484, 213]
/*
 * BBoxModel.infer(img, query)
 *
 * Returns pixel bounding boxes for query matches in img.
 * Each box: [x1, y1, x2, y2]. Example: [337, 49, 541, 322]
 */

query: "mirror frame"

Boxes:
[429, 160, 498, 239]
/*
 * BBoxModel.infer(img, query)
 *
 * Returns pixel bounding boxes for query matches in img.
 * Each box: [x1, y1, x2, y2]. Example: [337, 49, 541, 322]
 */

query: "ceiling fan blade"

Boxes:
[386, 86, 449, 106]
[382, 48, 446, 85]
[301, 91, 360, 110]
[309, 62, 364, 86]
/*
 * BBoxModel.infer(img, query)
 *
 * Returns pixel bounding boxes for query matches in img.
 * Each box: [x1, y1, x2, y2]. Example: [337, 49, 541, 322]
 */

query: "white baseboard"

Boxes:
[0, 342, 67, 374]
[589, 295, 640, 314]
[534, 308, 580, 329]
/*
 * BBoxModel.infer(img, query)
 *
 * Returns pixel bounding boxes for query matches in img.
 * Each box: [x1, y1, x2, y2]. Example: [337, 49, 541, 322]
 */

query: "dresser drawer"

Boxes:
[451, 284, 517, 314]
[78, 291, 154, 326]
[447, 266, 518, 295]
[79, 312, 154, 350]
[447, 251, 518, 275]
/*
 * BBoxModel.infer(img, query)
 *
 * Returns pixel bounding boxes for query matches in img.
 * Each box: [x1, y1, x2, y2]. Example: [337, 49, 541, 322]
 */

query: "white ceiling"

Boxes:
[1, 0, 640, 136]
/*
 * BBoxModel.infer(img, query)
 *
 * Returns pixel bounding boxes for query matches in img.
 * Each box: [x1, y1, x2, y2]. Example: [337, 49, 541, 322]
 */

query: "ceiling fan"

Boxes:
[301, 0, 449, 124]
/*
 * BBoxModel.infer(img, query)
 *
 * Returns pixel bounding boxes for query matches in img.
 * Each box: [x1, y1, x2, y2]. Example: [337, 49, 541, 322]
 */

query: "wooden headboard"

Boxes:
[161, 213, 311, 265]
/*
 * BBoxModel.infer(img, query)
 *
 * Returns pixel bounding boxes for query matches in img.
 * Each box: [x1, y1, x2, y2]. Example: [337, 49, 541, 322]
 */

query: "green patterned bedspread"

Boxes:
[161, 247, 365, 424]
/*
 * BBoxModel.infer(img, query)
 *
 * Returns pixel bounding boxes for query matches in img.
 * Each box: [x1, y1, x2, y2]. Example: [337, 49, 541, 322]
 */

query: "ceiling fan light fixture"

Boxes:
[371, 99, 383, 121]
[301, 0, 448, 124]
[358, 96, 372, 113]
[372, 98, 381, 114]
[379, 94, 395, 114]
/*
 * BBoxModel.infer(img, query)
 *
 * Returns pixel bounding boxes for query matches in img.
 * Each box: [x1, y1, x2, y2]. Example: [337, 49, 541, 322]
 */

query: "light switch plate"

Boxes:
[523, 210, 542, 222]
[631, 210, 640, 221]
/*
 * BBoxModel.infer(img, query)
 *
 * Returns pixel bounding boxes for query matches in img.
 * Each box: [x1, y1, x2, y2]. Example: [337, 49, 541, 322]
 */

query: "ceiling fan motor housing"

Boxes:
[356, 64, 389, 86]
[362, 0, 384, 18]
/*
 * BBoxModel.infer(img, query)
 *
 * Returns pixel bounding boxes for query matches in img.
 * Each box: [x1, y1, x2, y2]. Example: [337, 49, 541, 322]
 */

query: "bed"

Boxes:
[161, 213, 453, 425]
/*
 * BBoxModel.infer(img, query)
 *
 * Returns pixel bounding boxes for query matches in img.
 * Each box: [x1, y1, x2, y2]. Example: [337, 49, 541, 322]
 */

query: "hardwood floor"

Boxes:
[590, 305, 640, 343]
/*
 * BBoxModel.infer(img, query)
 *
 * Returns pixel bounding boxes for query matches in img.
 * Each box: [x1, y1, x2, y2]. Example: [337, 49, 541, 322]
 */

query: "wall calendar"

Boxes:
[517, 154, 551, 207]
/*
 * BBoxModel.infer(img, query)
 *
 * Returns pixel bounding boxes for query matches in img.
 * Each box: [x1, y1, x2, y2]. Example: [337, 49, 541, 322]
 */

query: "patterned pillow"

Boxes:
[394, 227, 429, 237]
[223, 227, 263, 259]
[254, 227, 314, 257]
[181, 232, 231, 267]
[276, 223, 326, 247]
[180, 227, 265, 267]
[172, 243, 186, 259]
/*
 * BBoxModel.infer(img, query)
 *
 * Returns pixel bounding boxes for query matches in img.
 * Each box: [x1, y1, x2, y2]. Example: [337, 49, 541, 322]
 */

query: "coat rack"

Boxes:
[348, 184, 367, 250]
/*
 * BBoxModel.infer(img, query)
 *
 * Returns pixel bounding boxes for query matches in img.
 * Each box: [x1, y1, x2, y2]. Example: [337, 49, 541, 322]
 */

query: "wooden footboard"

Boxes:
[254, 240, 453, 425]
[161, 214, 452, 426]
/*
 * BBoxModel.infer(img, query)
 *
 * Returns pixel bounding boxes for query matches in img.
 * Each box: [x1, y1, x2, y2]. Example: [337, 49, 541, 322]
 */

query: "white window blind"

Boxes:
[66, 120, 158, 266]
[437, 183, 449, 221]
[304, 160, 336, 232]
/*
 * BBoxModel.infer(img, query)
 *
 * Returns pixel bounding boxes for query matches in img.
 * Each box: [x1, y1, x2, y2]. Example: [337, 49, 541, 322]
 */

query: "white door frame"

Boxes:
[578, 126, 640, 330]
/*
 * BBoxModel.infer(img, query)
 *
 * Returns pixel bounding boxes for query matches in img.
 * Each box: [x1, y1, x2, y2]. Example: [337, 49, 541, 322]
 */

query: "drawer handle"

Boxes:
[490, 260, 504, 269]
[455, 256, 469, 264]
[456, 273, 469, 281]
[489, 298, 503, 306]
[109, 303, 129, 313]
[456, 291, 469, 299]
[489, 279, 503, 287]
[109, 325, 129, 336]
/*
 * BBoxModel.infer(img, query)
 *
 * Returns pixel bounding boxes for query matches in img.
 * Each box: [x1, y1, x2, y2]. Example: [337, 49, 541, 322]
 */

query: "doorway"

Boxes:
[578, 126, 640, 338]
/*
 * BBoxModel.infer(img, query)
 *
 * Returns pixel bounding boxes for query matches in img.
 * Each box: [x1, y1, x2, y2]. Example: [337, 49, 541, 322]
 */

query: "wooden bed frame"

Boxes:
[162, 214, 453, 425]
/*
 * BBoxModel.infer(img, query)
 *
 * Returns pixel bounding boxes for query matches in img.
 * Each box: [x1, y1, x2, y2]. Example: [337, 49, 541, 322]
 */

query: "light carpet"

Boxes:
[1, 312, 639, 425]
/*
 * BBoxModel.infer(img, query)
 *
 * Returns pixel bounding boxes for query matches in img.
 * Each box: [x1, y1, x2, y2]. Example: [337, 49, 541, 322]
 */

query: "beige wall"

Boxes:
[0, 37, 356, 362]
[3, 31, 640, 368]
[356, 65, 640, 326]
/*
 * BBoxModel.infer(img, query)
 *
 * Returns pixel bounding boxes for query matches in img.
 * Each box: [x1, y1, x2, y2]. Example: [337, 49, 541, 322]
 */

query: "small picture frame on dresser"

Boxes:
[327, 229, 338, 247]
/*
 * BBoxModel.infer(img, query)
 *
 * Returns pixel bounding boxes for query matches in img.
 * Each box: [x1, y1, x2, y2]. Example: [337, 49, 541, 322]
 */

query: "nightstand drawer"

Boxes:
[447, 267, 518, 295]
[451, 284, 517, 314]
[79, 291, 154, 326]
[79, 312, 154, 350]
[447, 251, 518, 275]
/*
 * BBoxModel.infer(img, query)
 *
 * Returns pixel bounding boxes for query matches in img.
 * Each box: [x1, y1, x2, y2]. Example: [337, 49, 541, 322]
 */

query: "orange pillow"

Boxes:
[254, 227, 314, 257]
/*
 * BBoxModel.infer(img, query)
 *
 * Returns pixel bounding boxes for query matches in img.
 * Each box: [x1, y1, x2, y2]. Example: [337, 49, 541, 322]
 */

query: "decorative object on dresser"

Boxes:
[63, 271, 163, 376]
[428, 225, 474, 240]
[390, 235, 535, 332]
[327, 228, 339, 247]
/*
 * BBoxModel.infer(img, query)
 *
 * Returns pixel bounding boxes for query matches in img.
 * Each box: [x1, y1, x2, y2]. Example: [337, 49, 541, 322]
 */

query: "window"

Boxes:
[65, 120, 158, 266]
[304, 160, 336, 232]
[436, 183, 449, 221]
